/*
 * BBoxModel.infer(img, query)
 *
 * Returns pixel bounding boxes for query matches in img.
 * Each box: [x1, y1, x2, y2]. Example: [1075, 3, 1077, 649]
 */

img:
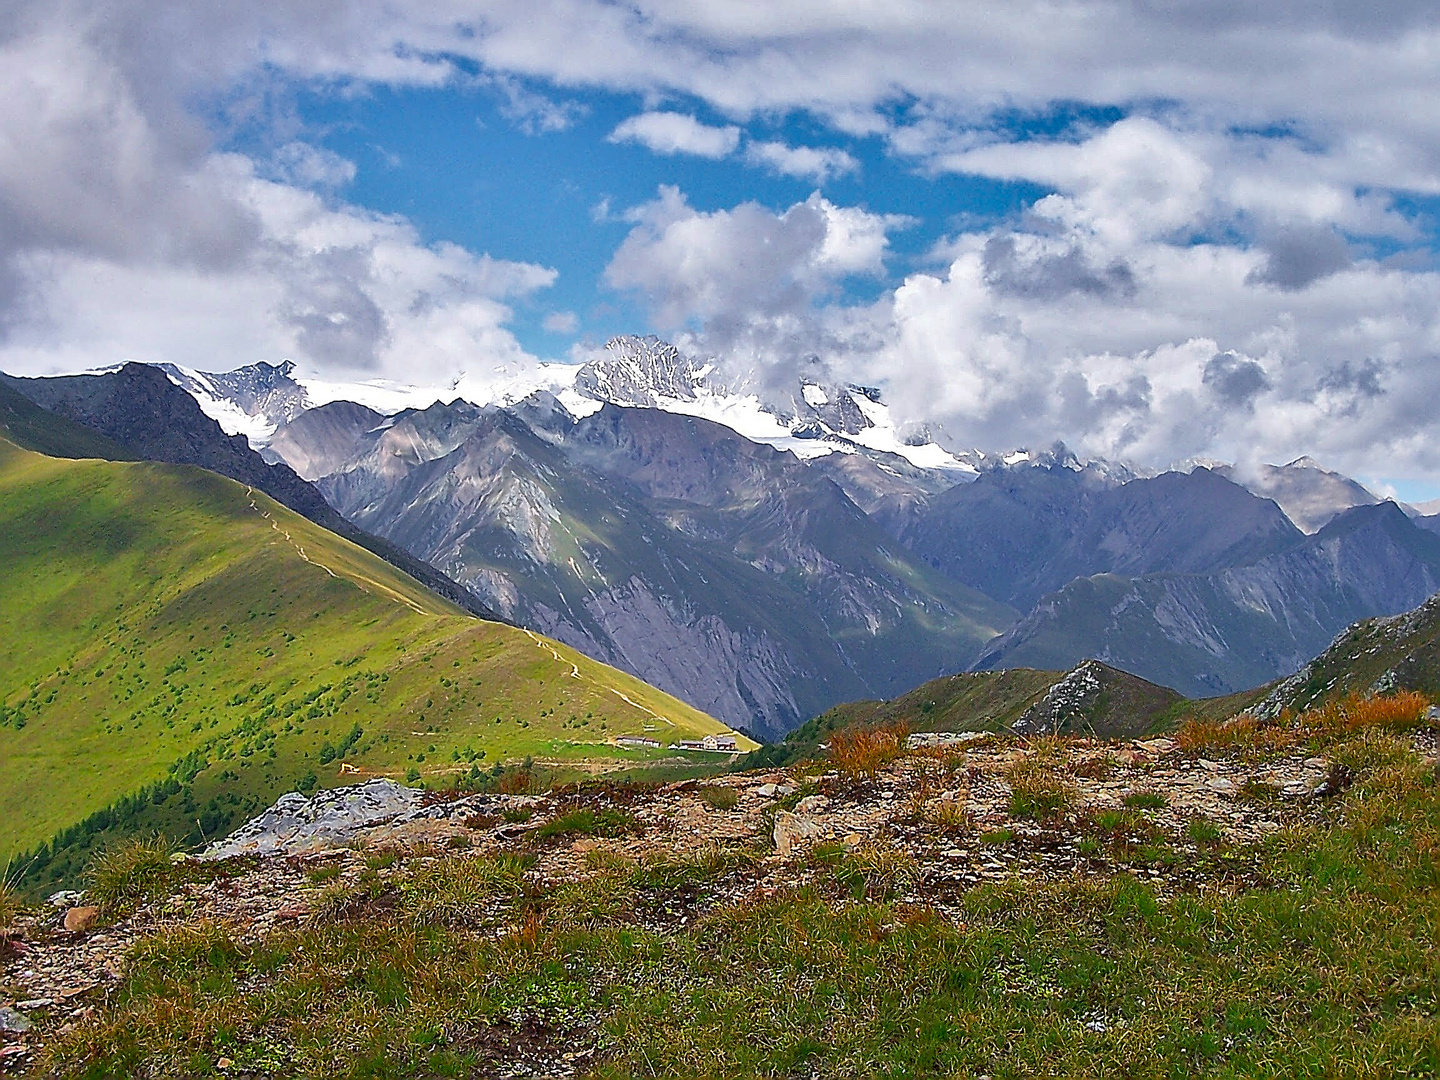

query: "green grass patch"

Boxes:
[697, 785, 739, 811]
[1122, 790, 1168, 810]
[44, 747, 1440, 1078]
[534, 807, 639, 841]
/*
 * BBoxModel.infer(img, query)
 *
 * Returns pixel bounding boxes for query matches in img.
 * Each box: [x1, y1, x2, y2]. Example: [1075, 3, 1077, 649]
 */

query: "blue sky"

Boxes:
[253, 80, 1053, 358]
[2, 2, 1439, 491]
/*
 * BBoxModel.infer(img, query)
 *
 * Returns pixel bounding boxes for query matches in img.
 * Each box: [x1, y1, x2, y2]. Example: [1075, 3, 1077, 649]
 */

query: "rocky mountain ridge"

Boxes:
[12, 337, 1438, 725]
[303, 395, 1014, 737]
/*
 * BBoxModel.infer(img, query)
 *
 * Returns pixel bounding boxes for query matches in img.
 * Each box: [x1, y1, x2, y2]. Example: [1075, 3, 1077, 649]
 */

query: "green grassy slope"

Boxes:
[0, 437, 746, 877]
[1263, 589, 1440, 714]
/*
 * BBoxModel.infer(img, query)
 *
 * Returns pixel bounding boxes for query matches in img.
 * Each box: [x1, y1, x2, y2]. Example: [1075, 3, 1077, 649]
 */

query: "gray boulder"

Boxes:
[199, 779, 422, 859]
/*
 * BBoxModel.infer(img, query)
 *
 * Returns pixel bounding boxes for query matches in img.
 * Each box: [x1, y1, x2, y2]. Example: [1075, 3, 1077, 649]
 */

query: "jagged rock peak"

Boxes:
[574, 335, 719, 407]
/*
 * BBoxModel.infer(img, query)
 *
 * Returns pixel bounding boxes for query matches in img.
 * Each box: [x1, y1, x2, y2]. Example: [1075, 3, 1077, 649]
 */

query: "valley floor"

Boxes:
[4, 706, 1440, 1077]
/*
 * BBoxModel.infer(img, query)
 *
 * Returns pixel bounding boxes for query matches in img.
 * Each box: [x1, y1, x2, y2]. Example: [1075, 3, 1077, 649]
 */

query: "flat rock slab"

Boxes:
[199, 779, 422, 859]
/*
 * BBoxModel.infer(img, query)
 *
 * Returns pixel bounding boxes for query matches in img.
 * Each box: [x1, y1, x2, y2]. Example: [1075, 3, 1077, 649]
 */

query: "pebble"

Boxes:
[63, 906, 99, 933]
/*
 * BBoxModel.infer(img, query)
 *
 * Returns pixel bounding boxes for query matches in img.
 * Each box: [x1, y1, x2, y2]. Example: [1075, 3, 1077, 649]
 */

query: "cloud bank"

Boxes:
[0, 0, 1438, 482]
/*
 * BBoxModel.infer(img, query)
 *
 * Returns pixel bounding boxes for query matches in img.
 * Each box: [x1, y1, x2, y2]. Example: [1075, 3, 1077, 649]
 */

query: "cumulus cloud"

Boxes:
[5, 0, 1440, 481]
[605, 186, 900, 327]
[982, 234, 1136, 301]
[1202, 351, 1271, 408]
[744, 140, 859, 182]
[271, 142, 357, 189]
[494, 77, 586, 135]
[607, 112, 740, 158]
[0, 5, 556, 382]
[0, 151, 556, 381]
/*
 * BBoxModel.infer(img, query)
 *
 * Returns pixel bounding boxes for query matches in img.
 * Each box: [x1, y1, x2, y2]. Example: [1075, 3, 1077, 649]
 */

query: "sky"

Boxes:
[2, 2, 1439, 495]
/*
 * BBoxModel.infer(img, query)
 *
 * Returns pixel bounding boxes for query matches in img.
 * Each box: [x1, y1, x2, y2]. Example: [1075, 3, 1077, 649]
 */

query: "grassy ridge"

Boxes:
[0, 437, 745, 878]
[744, 664, 1245, 771]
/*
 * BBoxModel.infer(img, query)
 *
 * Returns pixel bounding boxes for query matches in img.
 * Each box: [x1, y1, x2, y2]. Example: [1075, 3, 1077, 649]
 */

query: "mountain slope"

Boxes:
[2, 365, 500, 620]
[0, 436, 741, 877]
[1258, 584, 1440, 715]
[298, 399, 1015, 737]
[749, 660, 1193, 771]
[1216, 457, 1380, 534]
[885, 464, 1303, 610]
[0, 379, 138, 462]
[974, 502, 1440, 696]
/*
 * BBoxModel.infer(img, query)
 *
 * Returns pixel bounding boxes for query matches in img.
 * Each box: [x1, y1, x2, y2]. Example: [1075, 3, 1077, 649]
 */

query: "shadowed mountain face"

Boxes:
[881, 464, 1304, 611]
[294, 399, 1016, 739]
[973, 502, 1440, 697]
[1, 366, 499, 621]
[263, 400, 386, 481]
[1259, 576, 1440, 716]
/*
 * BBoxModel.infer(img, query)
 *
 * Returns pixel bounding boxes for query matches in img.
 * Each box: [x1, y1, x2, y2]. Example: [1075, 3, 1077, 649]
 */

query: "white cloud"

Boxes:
[744, 140, 859, 182]
[605, 187, 900, 329]
[494, 77, 586, 134]
[0, 154, 556, 382]
[5, 0, 1440, 481]
[543, 310, 578, 334]
[596, 171, 1440, 483]
[607, 112, 741, 159]
[0, 7, 559, 383]
[272, 142, 357, 188]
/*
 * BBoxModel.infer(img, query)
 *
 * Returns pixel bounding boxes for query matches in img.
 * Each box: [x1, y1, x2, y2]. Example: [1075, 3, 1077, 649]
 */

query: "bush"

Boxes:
[87, 836, 173, 916]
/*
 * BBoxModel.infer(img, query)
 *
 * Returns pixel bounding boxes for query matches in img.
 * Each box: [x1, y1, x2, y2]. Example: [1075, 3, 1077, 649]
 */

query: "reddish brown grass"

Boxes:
[829, 723, 907, 778]
[1178, 692, 1432, 756]
[1299, 691, 1430, 737]
[497, 769, 535, 795]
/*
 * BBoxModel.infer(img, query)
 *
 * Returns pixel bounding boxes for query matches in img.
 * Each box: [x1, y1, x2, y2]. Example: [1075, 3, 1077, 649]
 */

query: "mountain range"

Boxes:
[8, 335, 1440, 733]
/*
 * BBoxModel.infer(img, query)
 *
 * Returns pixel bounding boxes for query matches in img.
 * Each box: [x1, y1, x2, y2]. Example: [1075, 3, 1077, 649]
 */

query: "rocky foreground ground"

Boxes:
[6, 723, 1418, 1077]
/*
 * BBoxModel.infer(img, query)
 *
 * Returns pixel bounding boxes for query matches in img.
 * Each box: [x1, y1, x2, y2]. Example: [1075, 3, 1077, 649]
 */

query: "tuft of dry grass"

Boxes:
[497, 769, 535, 795]
[401, 853, 529, 929]
[1300, 691, 1430, 738]
[87, 835, 173, 917]
[698, 785, 740, 811]
[1178, 692, 1433, 758]
[0, 882, 20, 928]
[929, 799, 971, 831]
[1005, 754, 1075, 820]
[1176, 713, 1280, 755]
[829, 723, 907, 779]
